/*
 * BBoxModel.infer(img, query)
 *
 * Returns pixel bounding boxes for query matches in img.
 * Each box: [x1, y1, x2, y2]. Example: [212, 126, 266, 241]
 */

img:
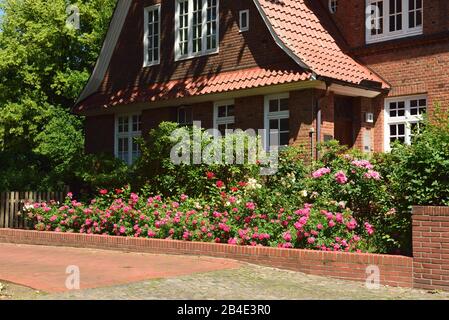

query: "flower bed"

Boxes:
[23, 179, 376, 253]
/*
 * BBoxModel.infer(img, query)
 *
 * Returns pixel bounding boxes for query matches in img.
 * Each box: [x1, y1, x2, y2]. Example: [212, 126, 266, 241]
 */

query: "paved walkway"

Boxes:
[0, 243, 240, 293]
[1, 243, 449, 300]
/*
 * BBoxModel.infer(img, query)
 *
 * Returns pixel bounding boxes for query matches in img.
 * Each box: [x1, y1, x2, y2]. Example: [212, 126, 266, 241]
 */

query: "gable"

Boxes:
[76, 0, 305, 106]
[75, 0, 388, 113]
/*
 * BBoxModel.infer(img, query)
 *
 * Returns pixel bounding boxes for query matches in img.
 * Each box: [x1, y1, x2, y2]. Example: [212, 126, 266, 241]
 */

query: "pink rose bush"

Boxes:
[303, 146, 401, 253]
[24, 182, 375, 253]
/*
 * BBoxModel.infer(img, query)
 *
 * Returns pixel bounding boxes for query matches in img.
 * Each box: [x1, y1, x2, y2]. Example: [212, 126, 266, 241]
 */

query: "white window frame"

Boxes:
[213, 99, 235, 135]
[175, 0, 220, 61]
[329, 0, 338, 14]
[115, 114, 142, 165]
[239, 10, 249, 32]
[366, 0, 423, 44]
[384, 95, 427, 151]
[264, 93, 290, 149]
[143, 4, 161, 67]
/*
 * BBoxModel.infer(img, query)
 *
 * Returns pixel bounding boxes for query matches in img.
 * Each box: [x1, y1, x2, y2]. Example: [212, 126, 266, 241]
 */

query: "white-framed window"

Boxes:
[366, 0, 422, 44]
[178, 106, 193, 126]
[214, 100, 235, 135]
[143, 5, 161, 67]
[239, 10, 249, 32]
[384, 95, 427, 151]
[329, 0, 338, 14]
[175, 0, 219, 60]
[115, 114, 142, 165]
[264, 93, 290, 148]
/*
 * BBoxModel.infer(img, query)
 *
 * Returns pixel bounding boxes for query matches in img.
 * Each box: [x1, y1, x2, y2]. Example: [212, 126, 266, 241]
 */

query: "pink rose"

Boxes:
[335, 171, 348, 184]
[312, 167, 331, 179]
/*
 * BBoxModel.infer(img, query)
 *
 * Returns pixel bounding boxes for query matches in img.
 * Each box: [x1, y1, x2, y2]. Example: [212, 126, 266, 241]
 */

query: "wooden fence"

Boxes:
[0, 191, 66, 229]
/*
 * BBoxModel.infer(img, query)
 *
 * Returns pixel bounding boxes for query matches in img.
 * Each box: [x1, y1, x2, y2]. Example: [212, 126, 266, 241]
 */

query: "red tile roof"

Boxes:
[75, 67, 310, 112]
[255, 0, 388, 87]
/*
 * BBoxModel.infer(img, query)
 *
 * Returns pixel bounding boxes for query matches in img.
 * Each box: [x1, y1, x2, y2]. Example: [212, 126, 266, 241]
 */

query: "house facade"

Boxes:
[74, 0, 446, 164]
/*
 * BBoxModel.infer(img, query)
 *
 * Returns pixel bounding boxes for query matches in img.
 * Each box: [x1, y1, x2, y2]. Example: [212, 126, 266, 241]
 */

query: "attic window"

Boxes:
[239, 10, 249, 32]
[329, 0, 338, 14]
[143, 5, 161, 67]
[175, 0, 219, 60]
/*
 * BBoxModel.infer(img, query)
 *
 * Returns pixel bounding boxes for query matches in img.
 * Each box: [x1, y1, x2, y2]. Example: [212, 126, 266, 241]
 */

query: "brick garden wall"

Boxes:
[412, 206, 449, 291]
[0, 228, 413, 288]
[3, 206, 448, 291]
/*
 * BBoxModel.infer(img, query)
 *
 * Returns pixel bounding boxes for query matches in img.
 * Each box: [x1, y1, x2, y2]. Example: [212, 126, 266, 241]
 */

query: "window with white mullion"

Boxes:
[192, 0, 202, 53]
[408, 0, 423, 28]
[214, 100, 235, 136]
[144, 5, 160, 66]
[388, 0, 402, 32]
[115, 114, 142, 165]
[205, 0, 218, 51]
[178, 0, 189, 57]
[175, 0, 219, 60]
[366, 0, 423, 44]
[369, 1, 384, 36]
[264, 94, 290, 149]
[385, 96, 427, 151]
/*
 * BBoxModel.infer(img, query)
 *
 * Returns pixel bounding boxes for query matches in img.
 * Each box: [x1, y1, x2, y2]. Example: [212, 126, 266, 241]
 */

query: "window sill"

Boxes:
[366, 28, 423, 45]
[175, 49, 220, 62]
[143, 61, 160, 68]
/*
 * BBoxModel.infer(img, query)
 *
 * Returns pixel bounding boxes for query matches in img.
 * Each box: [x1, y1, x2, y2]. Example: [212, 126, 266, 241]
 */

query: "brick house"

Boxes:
[73, 0, 442, 164]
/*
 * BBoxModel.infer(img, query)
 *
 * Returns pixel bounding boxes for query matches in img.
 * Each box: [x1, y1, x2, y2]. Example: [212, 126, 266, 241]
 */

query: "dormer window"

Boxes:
[366, 0, 422, 44]
[175, 0, 219, 60]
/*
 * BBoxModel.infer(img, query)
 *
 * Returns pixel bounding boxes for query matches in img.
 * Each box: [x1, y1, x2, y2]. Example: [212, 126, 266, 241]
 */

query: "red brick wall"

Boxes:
[352, 97, 375, 152]
[84, 115, 115, 155]
[412, 206, 449, 291]
[234, 95, 264, 131]
[193, 102, 214, 130]
[319, 91, 335, 142]
[141, 106, 178, 138]
[372, 94, 385, 153]
[289, 89, 315, 152]
[0, 229, 413, 288]
[359, 42, 449, 110]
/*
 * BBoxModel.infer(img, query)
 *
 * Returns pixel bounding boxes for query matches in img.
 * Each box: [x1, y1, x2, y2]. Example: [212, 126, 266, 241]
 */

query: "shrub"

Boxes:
[23, 181, 376, 252]
[299, 141, 401, 253]
[133, 122, 261, 198]
[376, 106, 449, 209]
[70, 153, 131, 197]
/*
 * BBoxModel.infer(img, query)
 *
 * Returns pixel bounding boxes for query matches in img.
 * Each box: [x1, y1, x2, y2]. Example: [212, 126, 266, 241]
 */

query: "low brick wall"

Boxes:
[412, 206, 449, 291]
[0, 228, 413, 288]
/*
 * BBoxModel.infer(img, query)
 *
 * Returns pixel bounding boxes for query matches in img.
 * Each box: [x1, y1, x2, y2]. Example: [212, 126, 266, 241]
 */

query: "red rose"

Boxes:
[216, 180, 224, 188]
[99, 189, 108, 195]
[206, 171, 215, 180]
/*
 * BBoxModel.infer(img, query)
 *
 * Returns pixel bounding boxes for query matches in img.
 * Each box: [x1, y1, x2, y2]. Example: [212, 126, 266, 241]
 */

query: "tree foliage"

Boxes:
[0, 0, 116, 191]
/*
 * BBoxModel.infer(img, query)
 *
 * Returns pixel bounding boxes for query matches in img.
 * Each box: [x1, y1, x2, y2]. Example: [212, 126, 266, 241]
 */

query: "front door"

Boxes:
[334, 97, 354, 148]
